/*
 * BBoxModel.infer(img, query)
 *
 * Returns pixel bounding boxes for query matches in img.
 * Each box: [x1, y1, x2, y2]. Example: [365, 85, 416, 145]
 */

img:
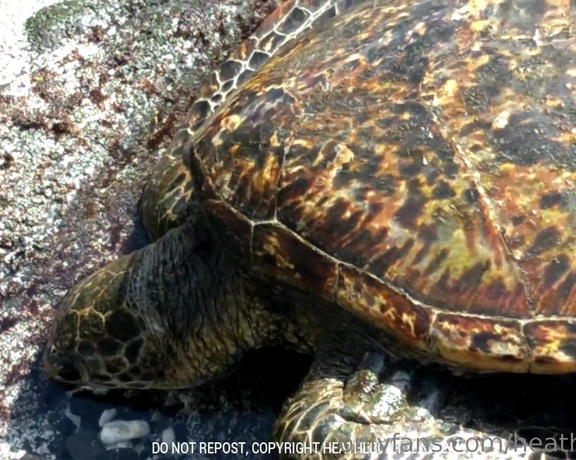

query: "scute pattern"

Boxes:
[186, 0, 354, 131]
[191, 0, 576, 372]
[423, 0, 576, 319]
[431, 313, 530, 372]
[253, 223, 339, 298]
[196, 81, 301, 220]
[336, 265, 432, 353]
[525, 320, 576, 372]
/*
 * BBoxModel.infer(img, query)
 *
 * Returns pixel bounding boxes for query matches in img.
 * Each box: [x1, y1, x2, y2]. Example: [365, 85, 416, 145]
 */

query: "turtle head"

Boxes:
[43, 253, 169, 391]
[43, 225, 254, 391]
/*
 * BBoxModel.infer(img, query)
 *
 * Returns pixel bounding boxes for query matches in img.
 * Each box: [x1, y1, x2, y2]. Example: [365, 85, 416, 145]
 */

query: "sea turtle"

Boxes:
[43, 0, 576, 457]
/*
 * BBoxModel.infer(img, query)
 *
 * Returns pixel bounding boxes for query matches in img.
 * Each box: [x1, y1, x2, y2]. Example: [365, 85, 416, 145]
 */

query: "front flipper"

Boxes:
[140, 129, 195, 241]
[275, 353, 558, 460]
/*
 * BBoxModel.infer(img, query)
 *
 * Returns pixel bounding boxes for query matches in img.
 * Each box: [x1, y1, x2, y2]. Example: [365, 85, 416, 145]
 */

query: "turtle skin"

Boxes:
[43, 0, 576, 458]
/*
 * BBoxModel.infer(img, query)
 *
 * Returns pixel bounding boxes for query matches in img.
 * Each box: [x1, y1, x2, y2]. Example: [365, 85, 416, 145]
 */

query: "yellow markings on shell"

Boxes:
[381, 305, 396, 322]
[443, 79, 459, 97]
[402, 313, 417, 336]
[269, 132, 280, 147]
[222, 114, 242, 132]
[347, 159, 365, 174]
[229, 144, 240, 156]
[553, 130, 576, 147]
[333, 143, 355, 167]
[400, 111, 412, 121]
[469, 54, 491, 72]
[355, 29, 373, 41]
[343, 53, 364, 64]
[491, 340, 520, 356]
[262, 237, 297, 273]
[373, 143, 402, 178]
[311, 141, 356, 186]
[492, 111, 511, 131]
[470, 20, 491, 33]
[499, 163, 517, 175]
[532, 325, 566, 358]
[252, 155, 280, 195]
[395, 11, 411, 22]
[414, 22, 426, 35]
[433, 79, 459, 108]
[292, 139, 316, 150]
[545, 96, 565, 109]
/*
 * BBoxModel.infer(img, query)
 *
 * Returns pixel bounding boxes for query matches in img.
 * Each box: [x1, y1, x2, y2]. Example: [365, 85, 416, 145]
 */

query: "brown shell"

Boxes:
[190, 0, 576, 373]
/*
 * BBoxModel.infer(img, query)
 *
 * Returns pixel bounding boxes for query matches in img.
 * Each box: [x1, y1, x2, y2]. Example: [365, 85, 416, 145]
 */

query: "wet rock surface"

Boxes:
[0, 0, 311, 458]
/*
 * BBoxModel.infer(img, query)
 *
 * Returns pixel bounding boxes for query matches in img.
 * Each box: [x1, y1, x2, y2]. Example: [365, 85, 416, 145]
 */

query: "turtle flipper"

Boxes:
[275, 353, 555, 460]
[43, 222, 277, 390]
[139, 0, 364, 241]
[140, 129, 195, 241]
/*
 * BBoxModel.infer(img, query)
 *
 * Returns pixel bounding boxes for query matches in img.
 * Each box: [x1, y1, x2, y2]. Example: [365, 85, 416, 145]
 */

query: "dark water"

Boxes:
[28, 346, 312, 460]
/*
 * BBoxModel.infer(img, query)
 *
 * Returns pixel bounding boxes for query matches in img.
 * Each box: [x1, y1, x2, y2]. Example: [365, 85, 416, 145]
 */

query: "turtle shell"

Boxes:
[189, 0, 576, 374]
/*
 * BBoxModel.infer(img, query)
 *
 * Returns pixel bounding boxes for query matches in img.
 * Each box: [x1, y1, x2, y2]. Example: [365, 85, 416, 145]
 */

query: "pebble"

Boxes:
[65, 406, 82, 433]
[94, 447, 140, 460]
[98, 408, 118, 427]
[65, 430, 105, 460]
[99, 420, 150, 445]
[104, 440, 133, 451]
[161, 426, 175, 444]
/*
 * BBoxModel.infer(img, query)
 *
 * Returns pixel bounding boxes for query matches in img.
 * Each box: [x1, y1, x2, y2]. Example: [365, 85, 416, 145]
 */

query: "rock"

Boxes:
[104, 441, 133, 450]
[161, 426, 175, 444]
[65, 406, 82, 432]
[65, 430, 105, 460]
[98, 408, 117, 428]
[94, 446, 140, 460]
[99, 420, 150, 445]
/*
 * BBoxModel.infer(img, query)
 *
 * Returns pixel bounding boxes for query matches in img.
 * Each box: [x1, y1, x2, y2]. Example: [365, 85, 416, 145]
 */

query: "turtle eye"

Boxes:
[43, 342, 83, 384]
[57, 359, 82, 383]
